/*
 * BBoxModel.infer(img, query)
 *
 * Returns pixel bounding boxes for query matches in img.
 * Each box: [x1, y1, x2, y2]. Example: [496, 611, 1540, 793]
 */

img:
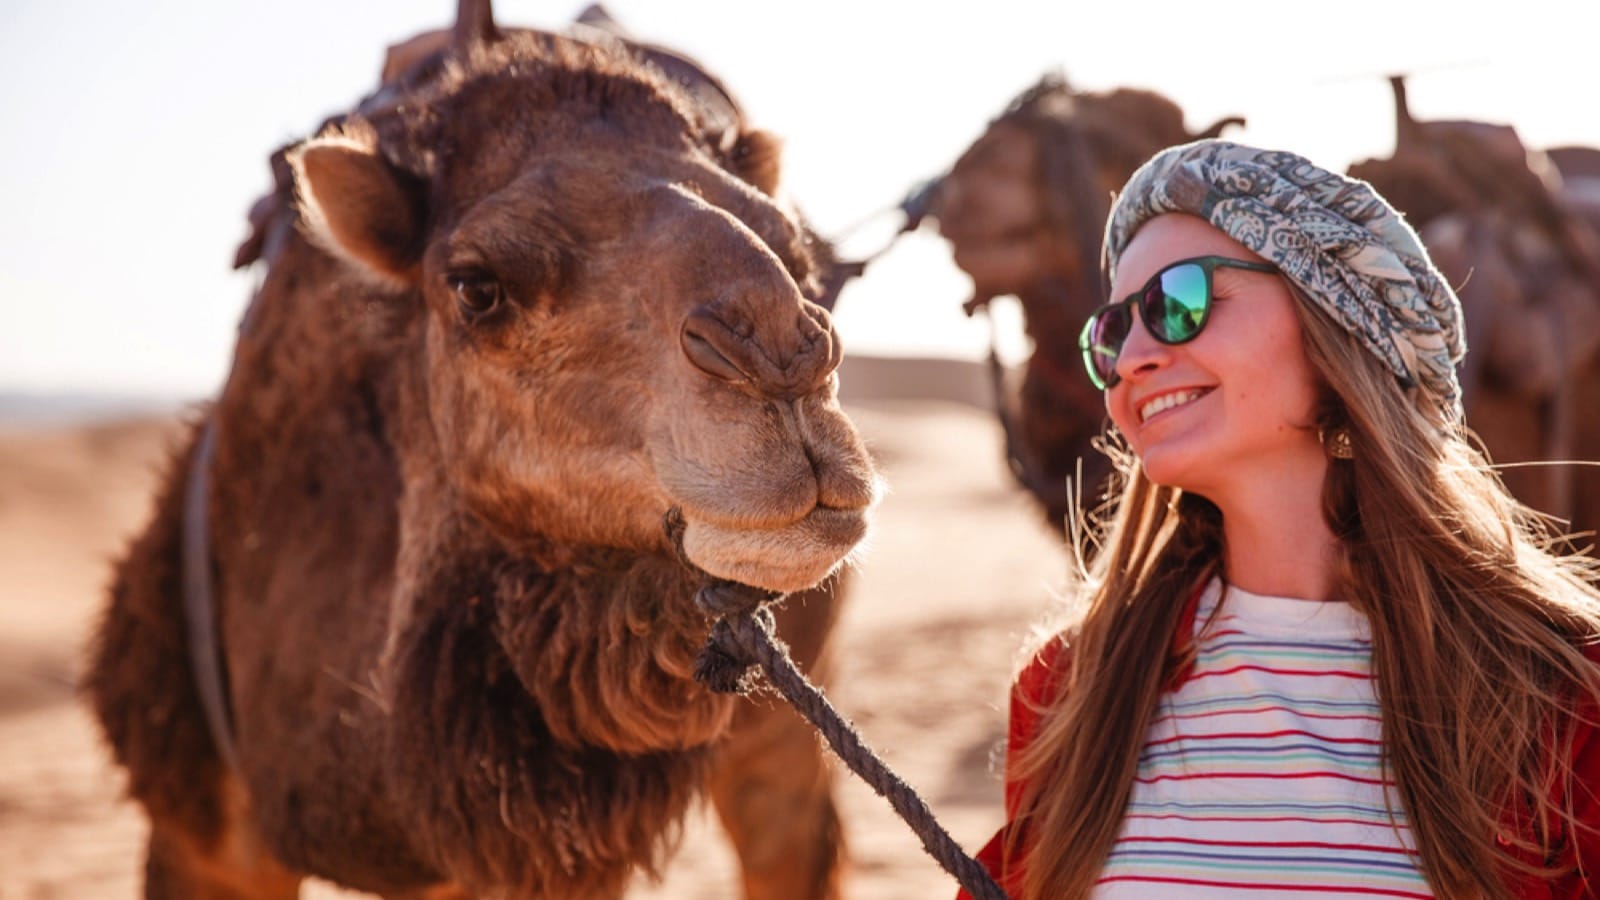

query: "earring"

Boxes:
[1320, 427, 1354, 460]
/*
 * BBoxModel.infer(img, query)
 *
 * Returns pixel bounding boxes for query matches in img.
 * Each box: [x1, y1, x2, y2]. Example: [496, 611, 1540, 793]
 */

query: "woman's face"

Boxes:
[1104, 214, 1326, 501]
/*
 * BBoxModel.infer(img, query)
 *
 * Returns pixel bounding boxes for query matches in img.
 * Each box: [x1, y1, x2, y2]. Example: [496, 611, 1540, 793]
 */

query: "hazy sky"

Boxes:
[2, 0, 1593, 397]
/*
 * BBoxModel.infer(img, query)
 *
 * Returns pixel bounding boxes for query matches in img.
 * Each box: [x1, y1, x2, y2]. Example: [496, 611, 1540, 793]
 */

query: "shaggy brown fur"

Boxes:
[928, 75, 1242, 529]
[1348, 77, 1600, 548]
[88, 12, 874, 900]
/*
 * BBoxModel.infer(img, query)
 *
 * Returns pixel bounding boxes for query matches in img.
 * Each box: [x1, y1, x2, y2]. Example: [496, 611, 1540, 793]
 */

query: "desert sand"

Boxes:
[0, 355, 1073, 899]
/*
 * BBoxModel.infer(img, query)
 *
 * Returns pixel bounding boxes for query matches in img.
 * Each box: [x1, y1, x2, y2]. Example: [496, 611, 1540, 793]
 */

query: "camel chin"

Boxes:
[680, 506, 870, 594]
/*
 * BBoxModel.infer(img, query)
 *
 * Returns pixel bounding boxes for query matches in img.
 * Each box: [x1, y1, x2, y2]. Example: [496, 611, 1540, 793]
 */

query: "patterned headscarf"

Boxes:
[1103, 139, 1465, 421]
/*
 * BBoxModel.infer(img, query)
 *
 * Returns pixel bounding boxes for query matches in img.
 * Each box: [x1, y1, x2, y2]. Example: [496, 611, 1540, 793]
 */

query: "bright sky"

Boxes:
[2, 0, 1594, 397]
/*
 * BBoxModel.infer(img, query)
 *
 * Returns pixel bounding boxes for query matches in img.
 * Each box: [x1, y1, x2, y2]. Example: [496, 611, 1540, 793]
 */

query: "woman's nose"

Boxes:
[1113, 311, 1170, 384]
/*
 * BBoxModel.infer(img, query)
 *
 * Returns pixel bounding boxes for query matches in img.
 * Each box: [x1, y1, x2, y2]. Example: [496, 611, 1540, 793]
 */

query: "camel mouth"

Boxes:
[678, 504, 870, 594]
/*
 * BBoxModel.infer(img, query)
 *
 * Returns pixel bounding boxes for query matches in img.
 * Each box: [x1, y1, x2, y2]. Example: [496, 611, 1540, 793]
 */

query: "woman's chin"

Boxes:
[1137, 444, 1204, 492]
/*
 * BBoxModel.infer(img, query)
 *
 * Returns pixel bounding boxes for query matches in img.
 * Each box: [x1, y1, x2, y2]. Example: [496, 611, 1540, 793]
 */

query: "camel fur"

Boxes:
[86, 7, 876, 898]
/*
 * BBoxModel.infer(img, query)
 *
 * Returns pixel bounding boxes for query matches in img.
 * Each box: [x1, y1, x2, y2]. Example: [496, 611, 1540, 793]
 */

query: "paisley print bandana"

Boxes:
[1103, 139, 1465, 421]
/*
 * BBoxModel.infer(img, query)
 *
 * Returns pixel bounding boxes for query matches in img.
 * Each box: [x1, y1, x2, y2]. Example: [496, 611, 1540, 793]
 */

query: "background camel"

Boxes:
[1349, 76, 1600, 548]
[921, 75, 1243, 531]
[86, 4, 878, 898]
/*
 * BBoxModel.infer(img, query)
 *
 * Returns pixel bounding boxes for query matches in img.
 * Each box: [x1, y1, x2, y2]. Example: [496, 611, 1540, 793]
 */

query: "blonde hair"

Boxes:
[1008, 288, 1600, 899]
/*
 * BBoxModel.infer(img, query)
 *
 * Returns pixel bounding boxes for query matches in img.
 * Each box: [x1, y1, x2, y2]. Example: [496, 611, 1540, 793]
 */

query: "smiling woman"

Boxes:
[1101, 220, 1327, 533]
[963, 140, 1600, 900]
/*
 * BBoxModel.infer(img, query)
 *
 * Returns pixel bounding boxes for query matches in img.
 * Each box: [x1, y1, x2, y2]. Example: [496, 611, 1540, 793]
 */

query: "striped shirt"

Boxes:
[1095, 578, 1431, 898]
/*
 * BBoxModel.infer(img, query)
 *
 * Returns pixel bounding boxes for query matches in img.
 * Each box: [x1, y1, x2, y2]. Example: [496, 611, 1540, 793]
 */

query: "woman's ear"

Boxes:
[290, 131, 425, 285]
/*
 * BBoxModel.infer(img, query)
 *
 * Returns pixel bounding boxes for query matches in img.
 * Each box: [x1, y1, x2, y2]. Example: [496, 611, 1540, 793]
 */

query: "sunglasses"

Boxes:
[1078, 254, 1279, 389]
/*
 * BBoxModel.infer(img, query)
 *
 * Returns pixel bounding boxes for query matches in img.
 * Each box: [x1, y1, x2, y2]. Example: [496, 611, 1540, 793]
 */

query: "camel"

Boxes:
[1348, 77, 1600, 549]
[85, 4, 879, 898]
[924, 75, 1243, 530]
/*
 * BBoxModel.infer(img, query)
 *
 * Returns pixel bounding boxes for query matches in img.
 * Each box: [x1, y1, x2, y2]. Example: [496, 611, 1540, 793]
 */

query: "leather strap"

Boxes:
[182, 417, 242, 773]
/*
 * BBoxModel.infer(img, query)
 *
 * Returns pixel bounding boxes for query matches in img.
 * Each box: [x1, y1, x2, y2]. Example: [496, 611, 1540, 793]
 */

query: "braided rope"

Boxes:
[666, 511, 1010, 900]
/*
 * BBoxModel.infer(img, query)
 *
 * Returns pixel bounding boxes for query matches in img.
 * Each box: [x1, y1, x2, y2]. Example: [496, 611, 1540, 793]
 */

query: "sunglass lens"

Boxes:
[1145, 262, 1209, 342]
[1082, 304, 1130, 388]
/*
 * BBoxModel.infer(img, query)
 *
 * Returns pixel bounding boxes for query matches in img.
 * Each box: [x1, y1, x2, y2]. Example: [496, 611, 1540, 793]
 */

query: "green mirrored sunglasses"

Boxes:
[1078, 254, 1279, 389]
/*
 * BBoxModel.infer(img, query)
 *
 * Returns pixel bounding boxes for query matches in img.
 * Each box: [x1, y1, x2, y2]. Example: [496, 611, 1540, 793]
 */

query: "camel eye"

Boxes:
[448, 273, 504, 318]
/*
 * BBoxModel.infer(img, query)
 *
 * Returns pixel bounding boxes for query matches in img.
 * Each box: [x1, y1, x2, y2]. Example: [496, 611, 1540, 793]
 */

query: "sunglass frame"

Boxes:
[1078, 254, 1279, 389]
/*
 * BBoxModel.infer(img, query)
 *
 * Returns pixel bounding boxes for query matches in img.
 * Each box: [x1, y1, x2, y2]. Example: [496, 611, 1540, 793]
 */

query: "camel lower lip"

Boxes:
[794, 506, 871, 546]
[678, 506, 870, 594]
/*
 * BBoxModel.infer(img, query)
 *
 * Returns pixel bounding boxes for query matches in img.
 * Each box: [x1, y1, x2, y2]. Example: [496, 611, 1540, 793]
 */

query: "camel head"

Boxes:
[933, 112, 1066, 303]
[929, 76, 1243, 318]
[287, 29, 876, 593]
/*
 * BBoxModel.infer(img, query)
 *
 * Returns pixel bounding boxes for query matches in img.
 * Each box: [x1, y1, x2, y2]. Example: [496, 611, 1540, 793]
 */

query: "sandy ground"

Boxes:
[0, 357, 1072, 899]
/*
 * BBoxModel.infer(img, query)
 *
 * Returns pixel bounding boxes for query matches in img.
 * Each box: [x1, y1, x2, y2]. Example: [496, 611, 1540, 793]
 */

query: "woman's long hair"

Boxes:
[1008, 288, 1600, 898]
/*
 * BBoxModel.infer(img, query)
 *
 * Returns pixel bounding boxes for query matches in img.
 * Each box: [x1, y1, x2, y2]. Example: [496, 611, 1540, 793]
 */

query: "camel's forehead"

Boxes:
[375, 43, 702, 186]
[450, 142, 673, 204]
[365, 44, 813, 282]
[428, 152, 812, 287]
[425, 42, 700, 145]
[437, 147, 767, 233]
[421, 111, 686, 190]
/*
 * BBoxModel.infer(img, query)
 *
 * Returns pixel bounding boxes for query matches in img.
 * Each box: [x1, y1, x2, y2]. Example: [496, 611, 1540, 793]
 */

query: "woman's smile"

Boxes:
[1135, 387, 1211, 424]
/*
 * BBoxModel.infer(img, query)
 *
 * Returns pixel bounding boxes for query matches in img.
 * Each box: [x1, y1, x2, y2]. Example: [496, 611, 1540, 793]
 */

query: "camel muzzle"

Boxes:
[679, 300, 841, 400]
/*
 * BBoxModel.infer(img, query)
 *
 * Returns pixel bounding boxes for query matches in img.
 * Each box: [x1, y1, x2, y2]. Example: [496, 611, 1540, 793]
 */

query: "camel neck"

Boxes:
[1010, 278, 1097, 371]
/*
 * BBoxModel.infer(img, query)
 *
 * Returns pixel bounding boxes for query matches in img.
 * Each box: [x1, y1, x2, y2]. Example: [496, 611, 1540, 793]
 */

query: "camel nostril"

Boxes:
[804, 305, 844, 384]
[681, 319, 749, 383]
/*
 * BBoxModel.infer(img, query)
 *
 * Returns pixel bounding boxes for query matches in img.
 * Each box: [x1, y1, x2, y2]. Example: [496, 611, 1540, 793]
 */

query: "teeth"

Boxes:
[1139, 390, 1204, 423]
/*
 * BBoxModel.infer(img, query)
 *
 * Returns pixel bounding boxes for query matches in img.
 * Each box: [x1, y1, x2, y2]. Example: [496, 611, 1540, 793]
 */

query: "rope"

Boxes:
[665, 510, 1011, 900]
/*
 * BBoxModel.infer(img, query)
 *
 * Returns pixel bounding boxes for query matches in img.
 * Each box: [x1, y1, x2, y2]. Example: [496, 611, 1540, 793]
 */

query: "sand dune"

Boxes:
[0, 356, 1070, 899]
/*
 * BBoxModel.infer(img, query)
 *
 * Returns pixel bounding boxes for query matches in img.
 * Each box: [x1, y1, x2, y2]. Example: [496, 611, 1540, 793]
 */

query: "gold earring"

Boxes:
[1321, 427, 1354, 460]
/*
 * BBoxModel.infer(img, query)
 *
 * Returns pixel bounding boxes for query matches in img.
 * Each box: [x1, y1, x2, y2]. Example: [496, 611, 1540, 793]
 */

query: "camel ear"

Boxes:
[290, 136, 424, 284]
[1192, 115, 1246, 141]
[729, 129, 783, 196]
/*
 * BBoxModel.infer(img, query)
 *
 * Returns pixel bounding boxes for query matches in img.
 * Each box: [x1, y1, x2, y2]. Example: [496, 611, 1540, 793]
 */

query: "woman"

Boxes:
[964, 140, 1600, 898]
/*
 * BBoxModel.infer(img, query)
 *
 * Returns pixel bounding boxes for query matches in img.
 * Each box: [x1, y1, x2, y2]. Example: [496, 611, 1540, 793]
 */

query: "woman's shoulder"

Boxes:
[1010, 577, 1211, 708]
[1005, 629, 1080, 736]
[1006, 631, 1073, 754]
[1015, 632, 1072, 703]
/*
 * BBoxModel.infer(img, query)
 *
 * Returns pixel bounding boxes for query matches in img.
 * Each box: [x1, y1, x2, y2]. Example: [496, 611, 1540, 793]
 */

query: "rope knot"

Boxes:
[662, 506, 785, 695]
[657, 507, 1009, 898]
[693, 584, 782, 694]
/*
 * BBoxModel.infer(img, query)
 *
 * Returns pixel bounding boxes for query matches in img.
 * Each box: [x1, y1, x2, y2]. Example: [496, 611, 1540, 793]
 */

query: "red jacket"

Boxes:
[960, 603, 1600, 899]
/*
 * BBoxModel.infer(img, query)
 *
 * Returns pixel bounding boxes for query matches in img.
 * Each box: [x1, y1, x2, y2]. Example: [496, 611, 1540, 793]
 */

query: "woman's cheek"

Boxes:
[1107, 391, 1139, 451]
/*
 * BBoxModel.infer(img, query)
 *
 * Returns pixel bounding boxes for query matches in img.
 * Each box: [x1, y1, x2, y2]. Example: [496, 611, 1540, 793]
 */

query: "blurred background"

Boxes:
[3, 0, 1596, 405]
